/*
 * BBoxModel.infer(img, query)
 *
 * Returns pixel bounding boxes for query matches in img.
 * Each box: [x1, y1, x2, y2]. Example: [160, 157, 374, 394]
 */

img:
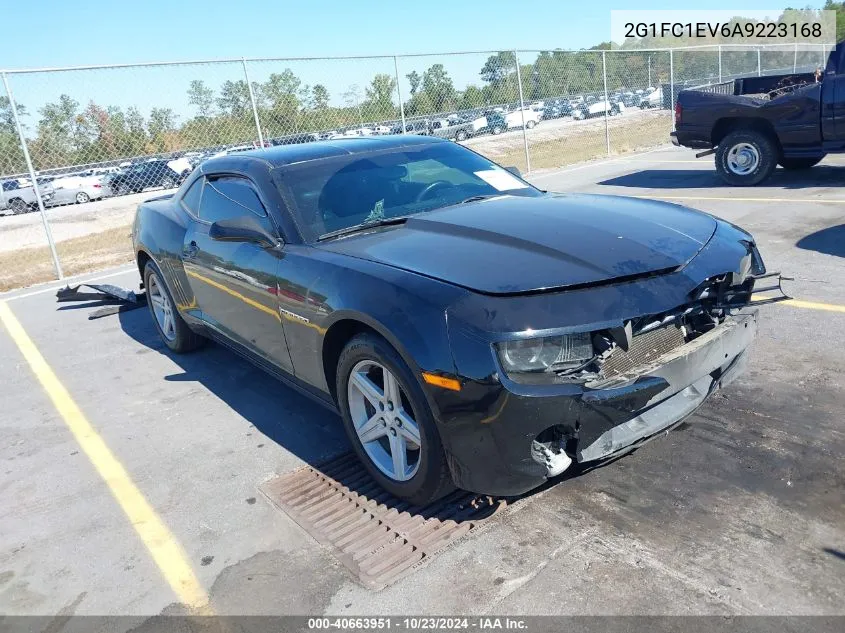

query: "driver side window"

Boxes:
[198, 176, 268, 225]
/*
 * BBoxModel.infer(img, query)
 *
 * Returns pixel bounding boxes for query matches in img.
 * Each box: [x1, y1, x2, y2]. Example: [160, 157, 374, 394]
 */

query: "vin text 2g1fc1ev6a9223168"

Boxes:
[132, 135, 785, 504]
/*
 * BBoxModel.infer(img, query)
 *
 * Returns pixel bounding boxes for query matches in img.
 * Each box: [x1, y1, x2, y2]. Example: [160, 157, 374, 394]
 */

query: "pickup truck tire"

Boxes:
[715, 130, 778, 186]
[9, 198, 27, 215]
[778, 157, 824, 170]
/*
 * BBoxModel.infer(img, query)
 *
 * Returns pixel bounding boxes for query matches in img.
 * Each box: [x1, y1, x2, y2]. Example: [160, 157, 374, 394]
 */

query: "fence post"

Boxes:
[793, 43, 798, 73]
[669, 49, 675, 131]
[2, 72, 63, 280]
[513, 50, 531, 173]
[242, 58, 264, 148]
[757, 49, 761, 77]
[602, 50, 610, 157]
[718, 45, 722, 83]
[394, 56, 406, 134]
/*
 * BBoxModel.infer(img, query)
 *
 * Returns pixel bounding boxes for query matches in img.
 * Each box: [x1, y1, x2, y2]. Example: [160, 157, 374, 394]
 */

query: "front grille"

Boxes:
[601, 325, 686, 378]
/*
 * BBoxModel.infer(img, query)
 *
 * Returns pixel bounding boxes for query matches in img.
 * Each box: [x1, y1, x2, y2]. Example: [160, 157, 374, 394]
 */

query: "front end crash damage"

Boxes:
[437, 233, 789, 497]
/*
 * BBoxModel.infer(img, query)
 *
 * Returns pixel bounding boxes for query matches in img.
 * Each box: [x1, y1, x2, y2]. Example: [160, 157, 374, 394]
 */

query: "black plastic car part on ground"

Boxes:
[132, 135, 783, 504]
[672, 40, 844, 185]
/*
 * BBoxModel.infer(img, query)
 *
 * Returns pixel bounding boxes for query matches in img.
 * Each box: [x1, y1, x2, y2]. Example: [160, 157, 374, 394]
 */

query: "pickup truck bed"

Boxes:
[671, 41, 845, 185]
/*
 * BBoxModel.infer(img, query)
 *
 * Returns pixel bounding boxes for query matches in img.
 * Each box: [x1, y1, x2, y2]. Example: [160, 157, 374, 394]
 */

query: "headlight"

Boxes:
[496, 332, 594, 377]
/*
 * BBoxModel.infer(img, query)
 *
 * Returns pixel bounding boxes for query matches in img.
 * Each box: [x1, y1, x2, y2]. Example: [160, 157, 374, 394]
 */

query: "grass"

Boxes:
[0, 224, 134, 292]
[497, 112, 672, 171]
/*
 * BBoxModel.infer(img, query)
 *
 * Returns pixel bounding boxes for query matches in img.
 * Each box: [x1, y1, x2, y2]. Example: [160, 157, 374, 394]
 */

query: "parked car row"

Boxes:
[1, 84, 670, 215]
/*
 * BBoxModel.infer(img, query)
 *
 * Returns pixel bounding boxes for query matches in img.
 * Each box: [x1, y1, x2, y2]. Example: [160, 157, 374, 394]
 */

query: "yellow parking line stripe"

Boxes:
[753, 296, 845, 313]
[631, 195, 845, 204]
[0, 301, 209, 610]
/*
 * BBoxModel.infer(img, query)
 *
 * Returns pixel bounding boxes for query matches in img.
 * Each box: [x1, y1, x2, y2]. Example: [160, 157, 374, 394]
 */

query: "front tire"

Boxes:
[143, 260, 205, 353]
[492, 125, 502, 135]
[526, 120, 535, 129]
[715, 129, 778, 186]
[337, 333, 454, 505]
[779, 156, 823, 170]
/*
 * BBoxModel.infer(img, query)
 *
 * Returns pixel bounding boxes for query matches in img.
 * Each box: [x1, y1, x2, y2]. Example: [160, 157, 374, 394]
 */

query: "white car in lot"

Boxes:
[45, 175, 108, 206]
[505, 108, 541, 130]
[0, 178, 55, 214]
[572, 99, 625, 120]
[639, 87, 663, 109]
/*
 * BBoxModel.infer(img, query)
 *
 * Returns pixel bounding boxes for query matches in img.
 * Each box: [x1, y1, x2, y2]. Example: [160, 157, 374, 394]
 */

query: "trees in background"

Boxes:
[3, 6, 840, 174]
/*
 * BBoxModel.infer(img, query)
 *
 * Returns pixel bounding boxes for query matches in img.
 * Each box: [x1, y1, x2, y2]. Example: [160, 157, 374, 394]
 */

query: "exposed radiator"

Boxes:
[601, 325, 686, 378]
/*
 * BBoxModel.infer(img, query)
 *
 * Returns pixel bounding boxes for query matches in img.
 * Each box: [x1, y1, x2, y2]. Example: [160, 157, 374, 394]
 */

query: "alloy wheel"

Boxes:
[148, 272, 176, 341]
[347, 360, 422, 482]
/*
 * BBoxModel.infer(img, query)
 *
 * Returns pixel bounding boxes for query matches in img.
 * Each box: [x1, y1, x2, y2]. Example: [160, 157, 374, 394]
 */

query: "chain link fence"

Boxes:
[0, 44, 832, 288]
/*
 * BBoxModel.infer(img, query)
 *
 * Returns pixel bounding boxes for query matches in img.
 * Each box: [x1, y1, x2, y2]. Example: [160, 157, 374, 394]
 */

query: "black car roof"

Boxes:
[204, 135, 447, 170]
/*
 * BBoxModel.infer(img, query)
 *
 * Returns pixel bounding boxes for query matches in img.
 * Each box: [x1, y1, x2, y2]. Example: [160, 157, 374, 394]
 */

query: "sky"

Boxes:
[1, 0, 825, 125]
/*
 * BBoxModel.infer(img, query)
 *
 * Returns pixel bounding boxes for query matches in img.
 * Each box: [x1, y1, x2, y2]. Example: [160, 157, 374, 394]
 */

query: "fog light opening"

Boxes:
[531, 425, 573, 478]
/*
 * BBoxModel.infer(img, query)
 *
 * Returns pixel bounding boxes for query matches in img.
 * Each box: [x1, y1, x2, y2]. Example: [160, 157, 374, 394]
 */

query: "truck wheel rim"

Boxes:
[727, 142, 760, 175]
[347, 360, 422, 482]
[148, 273, 176, 341]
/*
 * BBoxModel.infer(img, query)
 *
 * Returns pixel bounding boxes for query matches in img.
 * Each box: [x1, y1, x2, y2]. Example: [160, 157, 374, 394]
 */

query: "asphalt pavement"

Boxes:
[1, 146, 843, 623]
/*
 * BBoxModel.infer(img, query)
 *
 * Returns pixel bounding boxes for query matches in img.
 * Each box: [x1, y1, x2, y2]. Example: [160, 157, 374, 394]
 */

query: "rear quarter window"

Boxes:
[180, 177, 204, 215]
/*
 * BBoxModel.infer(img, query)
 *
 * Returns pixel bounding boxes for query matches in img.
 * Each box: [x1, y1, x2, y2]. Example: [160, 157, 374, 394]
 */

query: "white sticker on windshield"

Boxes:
[474, 169, 529, 191]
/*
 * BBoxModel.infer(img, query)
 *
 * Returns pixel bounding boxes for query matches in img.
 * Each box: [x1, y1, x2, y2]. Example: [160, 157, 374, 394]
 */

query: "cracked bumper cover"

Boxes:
[435, 310, 758, 497]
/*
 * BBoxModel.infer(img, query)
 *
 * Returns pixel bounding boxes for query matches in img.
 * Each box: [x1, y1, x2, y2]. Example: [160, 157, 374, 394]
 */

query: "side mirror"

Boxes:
[505, 165, 522, 178]
[209, 215, 278, 249]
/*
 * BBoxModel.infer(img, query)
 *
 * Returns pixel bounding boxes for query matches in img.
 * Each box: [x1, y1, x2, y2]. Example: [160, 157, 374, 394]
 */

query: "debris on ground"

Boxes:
[56, 283, 146, 319]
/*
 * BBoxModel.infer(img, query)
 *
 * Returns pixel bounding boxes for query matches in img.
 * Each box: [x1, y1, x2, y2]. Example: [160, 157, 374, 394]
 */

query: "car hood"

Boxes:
[318, 193, 717, 295]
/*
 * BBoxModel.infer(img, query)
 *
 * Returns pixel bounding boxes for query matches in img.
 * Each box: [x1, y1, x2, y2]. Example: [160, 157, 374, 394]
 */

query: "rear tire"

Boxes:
[779, 156, 823, 170]
[75, 192, 90, 204]
[455, 130, 467, 141]
[143, 260, 205, 353]
[526, 120, 535, 129]
[492, 125, 502, 135]
[336, 332, 454, 505]
[715, 129, 778, 186]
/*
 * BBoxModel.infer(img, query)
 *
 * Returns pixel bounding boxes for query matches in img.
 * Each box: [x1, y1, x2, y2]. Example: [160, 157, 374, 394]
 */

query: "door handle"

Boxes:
[183, 241, 199, 259]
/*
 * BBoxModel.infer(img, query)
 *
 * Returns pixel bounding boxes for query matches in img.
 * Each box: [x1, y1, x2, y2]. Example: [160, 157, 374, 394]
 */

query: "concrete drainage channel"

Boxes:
[261, 452, 513, 590]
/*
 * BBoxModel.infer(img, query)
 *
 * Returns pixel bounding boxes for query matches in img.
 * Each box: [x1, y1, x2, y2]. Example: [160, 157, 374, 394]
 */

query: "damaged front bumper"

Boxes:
[577, 310, 755, 462]
[435, 310, 757, 497]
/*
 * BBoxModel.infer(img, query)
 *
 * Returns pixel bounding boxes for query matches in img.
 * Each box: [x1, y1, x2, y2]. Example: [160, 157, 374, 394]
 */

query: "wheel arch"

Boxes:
[712, 117, 782, 155]
[136, 248, 153, 279]
[321, 312, 426, 407]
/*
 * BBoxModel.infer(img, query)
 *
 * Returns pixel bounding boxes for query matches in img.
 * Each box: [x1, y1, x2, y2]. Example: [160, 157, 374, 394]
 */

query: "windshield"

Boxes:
[277, 142, 541, 242]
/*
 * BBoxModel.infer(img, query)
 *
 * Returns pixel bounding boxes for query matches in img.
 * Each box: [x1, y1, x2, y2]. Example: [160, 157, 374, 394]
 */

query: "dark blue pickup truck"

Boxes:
[672, 40, 844, 185]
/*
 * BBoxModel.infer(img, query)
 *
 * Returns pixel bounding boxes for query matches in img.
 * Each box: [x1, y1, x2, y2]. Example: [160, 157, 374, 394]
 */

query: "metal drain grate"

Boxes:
[261, 453, 507, 589]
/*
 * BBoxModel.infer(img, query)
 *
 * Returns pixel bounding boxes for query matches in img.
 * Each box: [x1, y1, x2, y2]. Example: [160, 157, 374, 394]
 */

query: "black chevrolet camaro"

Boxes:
[132, 135, 768, 504]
